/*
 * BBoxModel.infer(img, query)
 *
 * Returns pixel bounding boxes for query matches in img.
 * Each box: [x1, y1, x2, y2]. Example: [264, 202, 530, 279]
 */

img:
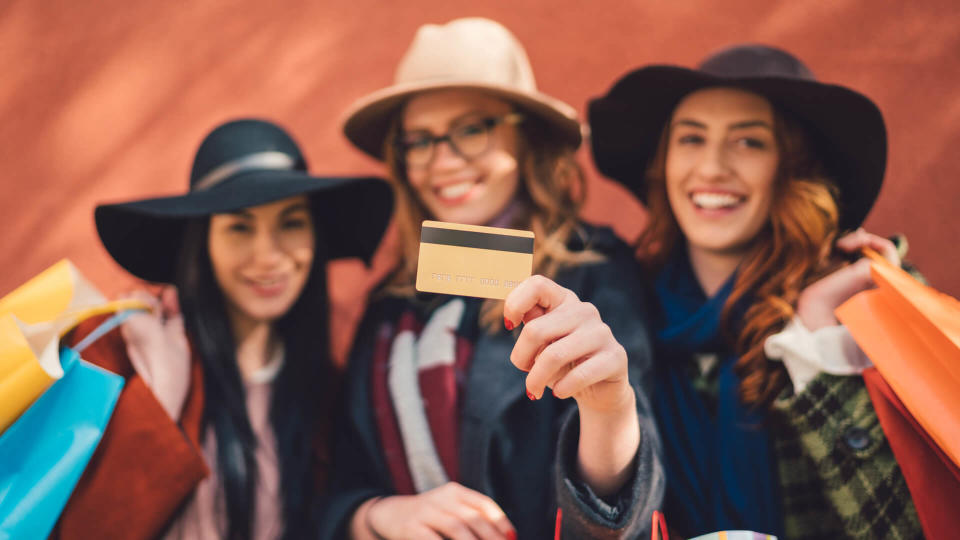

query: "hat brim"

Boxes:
[95, 170, 393, 283]
[342, 80, 583, 160]
[588, 65, 886, 231]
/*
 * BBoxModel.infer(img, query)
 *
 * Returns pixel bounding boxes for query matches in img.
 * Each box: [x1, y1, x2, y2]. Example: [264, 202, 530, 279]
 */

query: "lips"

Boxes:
[433, 177, 483, 205]
[689, 190, 746, 211]
[438, 181, 474, 199]
[245, 275, 288, 297]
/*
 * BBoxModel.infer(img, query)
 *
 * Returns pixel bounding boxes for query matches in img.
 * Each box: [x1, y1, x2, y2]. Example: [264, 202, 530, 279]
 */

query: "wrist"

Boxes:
[576, 389, 640, 496]
[796, 292, 837, 331]
[578, 388, 637, 433]
[576, 380, 636, 418]
[364, 497, 388, 540]
[350, 497, 388, 540]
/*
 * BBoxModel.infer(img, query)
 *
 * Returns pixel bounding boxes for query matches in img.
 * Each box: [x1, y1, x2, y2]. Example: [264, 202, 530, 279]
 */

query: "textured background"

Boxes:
[2, 0, 957, 362]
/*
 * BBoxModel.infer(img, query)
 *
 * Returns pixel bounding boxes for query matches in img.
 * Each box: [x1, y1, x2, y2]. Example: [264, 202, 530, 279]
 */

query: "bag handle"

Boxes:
[72, 309, 143, 353]
[651, 510, 669, 540]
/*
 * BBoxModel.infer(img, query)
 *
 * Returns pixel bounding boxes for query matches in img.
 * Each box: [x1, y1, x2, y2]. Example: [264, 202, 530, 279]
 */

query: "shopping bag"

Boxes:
[835, 249, 960, 469]
[649, 511, 777, 540]
[862, 367, 960, 538]
[0, 260, 145, 432]
[0, 345, 124, 540]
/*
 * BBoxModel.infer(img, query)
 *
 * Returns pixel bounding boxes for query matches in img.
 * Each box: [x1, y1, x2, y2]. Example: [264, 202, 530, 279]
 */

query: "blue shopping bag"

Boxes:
[0, 345, 124, 540]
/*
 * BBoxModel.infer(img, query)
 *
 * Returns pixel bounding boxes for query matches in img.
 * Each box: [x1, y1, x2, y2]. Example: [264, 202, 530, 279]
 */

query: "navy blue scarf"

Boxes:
[651, 249, 783, 538]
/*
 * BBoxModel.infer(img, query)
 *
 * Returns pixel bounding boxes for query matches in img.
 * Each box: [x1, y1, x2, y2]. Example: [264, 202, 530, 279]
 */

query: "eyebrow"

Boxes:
[672, 118, 773, 131]
[405, 110, 502, 133]
[279, 202, 310, 217]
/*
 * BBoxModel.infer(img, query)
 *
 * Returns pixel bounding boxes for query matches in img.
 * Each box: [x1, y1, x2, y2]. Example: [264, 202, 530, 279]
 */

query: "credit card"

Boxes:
[415, 220, 534, 300]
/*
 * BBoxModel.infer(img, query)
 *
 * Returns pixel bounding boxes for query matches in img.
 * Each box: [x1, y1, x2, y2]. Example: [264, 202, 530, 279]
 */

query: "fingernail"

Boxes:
[507, 531, 517, 540]
[526, 389, 536, 400]
[504, 316, 514, 331]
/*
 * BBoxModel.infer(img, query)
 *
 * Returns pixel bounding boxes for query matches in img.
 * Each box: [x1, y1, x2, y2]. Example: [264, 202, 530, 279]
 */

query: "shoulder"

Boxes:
[345, 294, 411, 373]
[566, 222, 636, 259]
[557, 222, 646, 296]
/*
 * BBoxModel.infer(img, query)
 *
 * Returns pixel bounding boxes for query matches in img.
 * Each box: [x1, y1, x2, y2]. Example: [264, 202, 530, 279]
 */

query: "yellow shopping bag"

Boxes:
[0, 260, 147, 432]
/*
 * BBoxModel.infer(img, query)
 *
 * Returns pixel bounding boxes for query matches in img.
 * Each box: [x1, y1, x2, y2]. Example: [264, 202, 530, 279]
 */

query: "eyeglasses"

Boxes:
[397, 113, 523, 168]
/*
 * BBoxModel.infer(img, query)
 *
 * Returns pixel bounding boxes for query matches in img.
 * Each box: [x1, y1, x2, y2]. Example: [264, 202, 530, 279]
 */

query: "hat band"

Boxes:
[192, 151, 296, 191]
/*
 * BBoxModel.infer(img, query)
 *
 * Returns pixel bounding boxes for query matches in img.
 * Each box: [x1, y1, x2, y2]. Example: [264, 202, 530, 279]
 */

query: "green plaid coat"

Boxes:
[770, 372, 923, 539]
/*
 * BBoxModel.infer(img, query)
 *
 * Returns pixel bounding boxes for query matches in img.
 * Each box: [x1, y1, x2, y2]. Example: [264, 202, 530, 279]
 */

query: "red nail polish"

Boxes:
[504, 316, 514, 331]
[526, 389, 536, 400]
[507, 531, 517, 540]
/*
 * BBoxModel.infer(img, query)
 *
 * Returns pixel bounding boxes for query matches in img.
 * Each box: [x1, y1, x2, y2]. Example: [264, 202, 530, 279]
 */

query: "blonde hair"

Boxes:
[639, 107, 841, 408]
[378, 104, 601, 331]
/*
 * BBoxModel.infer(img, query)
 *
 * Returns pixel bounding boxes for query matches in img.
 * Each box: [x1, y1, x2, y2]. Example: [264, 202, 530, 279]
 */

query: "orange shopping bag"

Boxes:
[835, 250, 960, 469]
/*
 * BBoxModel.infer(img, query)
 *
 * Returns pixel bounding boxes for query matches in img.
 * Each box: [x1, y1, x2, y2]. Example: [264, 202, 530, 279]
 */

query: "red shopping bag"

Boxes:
[863, 368, 960, 538]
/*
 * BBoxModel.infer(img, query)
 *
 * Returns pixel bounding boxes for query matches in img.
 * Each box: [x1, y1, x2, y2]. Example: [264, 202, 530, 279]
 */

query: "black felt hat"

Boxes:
[588, 44, 887, 231]
[95, 119, 393, 283]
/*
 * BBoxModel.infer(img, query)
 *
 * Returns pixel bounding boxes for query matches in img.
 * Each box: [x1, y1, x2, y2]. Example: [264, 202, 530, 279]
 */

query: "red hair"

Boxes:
[638, 108, 840, 407]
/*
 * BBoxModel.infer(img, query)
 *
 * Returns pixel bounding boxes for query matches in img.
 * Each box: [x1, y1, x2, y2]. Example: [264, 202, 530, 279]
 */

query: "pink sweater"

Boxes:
[163, 354, 284, 539]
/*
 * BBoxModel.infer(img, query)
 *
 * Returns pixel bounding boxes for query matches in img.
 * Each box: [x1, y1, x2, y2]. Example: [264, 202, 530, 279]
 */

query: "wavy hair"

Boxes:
[379, 106, 601, 331]
[639, 107, 841, 408]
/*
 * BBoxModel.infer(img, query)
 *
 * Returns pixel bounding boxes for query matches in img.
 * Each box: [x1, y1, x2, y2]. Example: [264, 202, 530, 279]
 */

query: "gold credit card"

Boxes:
[415, 220, 535, 300]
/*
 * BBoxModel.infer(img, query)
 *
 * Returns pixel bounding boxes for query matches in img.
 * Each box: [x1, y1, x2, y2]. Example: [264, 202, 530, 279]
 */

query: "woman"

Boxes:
[589, 45, 922, 538]
[54, 119, 393, 539]
[323, 18, 663, 540]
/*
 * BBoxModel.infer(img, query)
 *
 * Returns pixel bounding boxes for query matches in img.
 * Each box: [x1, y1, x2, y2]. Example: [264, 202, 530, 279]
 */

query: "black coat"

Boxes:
[319, 226, 665, 539]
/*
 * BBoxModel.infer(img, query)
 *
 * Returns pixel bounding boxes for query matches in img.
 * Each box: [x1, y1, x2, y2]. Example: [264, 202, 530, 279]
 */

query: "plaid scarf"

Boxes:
[370, 297, 474, 494]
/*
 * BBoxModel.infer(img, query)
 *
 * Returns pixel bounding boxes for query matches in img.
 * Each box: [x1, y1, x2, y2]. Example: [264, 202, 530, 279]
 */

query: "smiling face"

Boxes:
[665, 87, 780, 261]
[208, 195, 315, 330]
[401, 89, 521, 225]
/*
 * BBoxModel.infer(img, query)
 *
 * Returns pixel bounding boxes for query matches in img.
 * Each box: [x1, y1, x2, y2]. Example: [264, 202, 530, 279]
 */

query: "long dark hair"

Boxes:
[174, 199, 333, 539]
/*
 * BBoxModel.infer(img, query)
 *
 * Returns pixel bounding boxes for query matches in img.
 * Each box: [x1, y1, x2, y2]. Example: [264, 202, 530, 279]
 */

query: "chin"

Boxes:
[245, 301, 298, 323]
[433, 208, 491, 226]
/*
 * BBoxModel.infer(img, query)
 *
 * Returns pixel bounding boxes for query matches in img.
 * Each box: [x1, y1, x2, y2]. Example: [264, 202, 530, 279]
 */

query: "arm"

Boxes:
[503, 255, 664, 538]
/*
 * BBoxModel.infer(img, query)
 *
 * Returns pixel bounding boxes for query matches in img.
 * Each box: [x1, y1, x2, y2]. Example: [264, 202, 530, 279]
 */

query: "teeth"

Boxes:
[691, 192, 741, 209]
[438, 182, 473, 199]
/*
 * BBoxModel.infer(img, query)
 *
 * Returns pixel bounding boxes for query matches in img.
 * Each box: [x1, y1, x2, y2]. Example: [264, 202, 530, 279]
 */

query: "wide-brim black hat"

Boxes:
[588, 44, 886, 231]
[95, 119, 394, 284]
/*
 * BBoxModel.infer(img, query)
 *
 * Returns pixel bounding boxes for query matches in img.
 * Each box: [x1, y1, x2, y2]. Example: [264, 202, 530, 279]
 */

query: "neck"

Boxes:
[687, 244, 745, 298]
[485, 198, 526, 229]
[229, 309, 277, 380]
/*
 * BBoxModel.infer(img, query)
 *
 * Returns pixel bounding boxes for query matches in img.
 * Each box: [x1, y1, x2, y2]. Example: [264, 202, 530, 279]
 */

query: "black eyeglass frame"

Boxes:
[395, 112, 525, 168]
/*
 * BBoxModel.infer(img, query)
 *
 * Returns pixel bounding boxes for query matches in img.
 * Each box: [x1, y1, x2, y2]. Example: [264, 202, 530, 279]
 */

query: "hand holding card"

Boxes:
[503, 275, 632, 408]
[503, 274, 640, 497]
[415, 220, 534, 300]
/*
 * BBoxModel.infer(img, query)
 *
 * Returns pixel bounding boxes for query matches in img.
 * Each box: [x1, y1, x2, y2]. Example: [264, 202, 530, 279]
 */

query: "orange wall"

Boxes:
[2, 1, 957, 362]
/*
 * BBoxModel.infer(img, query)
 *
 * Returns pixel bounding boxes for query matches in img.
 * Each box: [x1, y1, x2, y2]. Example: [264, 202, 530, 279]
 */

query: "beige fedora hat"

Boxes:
[342, 17, 583, 160]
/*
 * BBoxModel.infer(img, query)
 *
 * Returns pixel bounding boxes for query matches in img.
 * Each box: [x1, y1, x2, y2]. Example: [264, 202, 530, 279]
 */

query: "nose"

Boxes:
[251, 227, 285, 267]
[430, 137, 467, 172]
[695, 141, 731, 181]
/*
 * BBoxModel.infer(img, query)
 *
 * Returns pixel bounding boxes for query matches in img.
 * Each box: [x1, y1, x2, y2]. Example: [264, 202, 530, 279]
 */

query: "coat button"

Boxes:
[844, 426, 871, 450]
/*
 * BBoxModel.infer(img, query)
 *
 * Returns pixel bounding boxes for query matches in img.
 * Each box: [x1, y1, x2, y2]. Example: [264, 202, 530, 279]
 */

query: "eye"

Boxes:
[282, 217, 309, 230]
[675, 133, 705, 145]
[455, 121, 488, 138]
[736, 137, 768, 150]
[402, 133, 432, 150]
[227, 222, 252, 233]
